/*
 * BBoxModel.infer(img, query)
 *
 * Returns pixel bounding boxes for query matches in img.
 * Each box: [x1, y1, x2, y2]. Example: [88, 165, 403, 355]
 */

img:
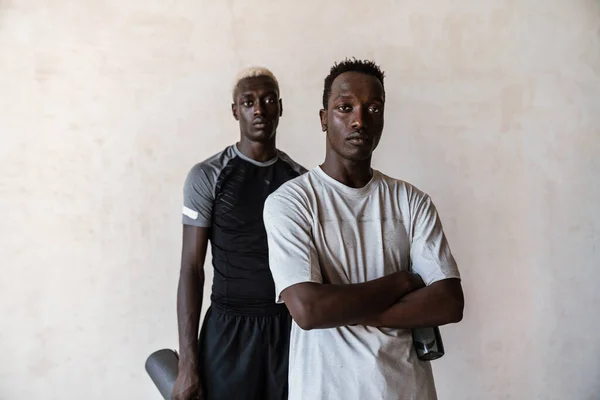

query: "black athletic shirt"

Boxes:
[182, 144, 306, 315]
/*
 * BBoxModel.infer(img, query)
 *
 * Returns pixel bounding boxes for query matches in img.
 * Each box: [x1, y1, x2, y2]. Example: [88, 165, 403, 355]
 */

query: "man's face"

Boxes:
[320, 71, 384, 161]
[232, 76, 282, 143]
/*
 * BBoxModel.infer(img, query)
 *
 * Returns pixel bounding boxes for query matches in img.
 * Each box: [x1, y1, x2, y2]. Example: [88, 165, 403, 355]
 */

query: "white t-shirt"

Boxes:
[263, 166, 461, 400]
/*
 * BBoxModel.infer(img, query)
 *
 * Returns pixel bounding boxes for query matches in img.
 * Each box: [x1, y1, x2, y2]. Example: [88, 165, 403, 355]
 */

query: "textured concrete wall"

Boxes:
[1, 0, 599, 398]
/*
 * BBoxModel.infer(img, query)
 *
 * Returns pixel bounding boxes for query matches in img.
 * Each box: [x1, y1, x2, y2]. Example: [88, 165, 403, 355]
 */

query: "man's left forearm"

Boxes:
[360, 278, 464, 329]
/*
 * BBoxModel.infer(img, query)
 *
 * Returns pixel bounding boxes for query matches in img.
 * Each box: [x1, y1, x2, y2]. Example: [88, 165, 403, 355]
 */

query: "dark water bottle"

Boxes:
[412, 327, 445, 361]
[145, 349, 179, 399]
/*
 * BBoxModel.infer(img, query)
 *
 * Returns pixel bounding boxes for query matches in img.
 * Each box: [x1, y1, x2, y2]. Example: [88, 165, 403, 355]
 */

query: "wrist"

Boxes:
[178, 354, 199, 372]
[366, 312, 383, 327]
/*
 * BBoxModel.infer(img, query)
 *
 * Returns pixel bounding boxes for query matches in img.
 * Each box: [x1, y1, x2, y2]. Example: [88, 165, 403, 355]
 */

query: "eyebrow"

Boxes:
[332, 94, 354, 101]
[332, 94, 384, 103]
[239, 90, 278, 98]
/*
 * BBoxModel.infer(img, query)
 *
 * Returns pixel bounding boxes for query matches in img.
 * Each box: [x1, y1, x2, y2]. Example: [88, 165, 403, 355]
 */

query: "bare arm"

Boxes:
[173, 163, 214, 400]
[281, 271, 424, 330]
[360, 278, 464, 329]
[176, 225, 210, 370]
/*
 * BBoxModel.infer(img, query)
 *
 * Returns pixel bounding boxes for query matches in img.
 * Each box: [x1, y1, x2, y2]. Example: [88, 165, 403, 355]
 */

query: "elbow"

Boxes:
[290, 302, 318, 331]
[286, 297, 319, 331]
[450, 307, 463, 324]
[444, 282, 464, 324]
[296, 317, 316, 331]
[281, 284, 329, 331]
[180, 261, 204, 281]
[447, 298, 464, 324]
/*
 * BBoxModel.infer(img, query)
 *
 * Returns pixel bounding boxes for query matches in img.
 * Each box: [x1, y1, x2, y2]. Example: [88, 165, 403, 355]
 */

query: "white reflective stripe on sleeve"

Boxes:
[182, 206, 199, 220]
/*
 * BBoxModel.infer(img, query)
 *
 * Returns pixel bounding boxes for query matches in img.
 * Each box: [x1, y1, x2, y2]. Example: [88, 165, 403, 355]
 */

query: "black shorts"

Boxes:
[199, 306, 292, 400]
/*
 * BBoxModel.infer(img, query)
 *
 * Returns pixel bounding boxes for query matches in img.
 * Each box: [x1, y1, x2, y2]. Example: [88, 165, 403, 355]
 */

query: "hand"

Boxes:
[391, 271, 425, 299]
[172, 367, 204, 400]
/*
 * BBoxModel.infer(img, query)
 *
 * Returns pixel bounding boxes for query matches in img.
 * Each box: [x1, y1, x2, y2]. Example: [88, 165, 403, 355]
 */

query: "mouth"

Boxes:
[253, 119, 269, 129]
[346, 134, 370, 146]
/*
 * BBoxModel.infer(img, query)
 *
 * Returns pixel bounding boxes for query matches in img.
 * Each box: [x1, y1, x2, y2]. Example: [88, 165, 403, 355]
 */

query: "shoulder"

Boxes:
[265, 169, 318, 212]
[185, 145, 237, 184]
[276, 149, 308, 175]
[272, 168, 318, 198]
[377, 171, 430, 200]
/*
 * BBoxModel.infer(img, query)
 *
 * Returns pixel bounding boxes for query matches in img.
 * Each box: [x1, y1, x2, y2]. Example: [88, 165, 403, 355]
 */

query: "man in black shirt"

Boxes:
[172, 67, 306, 400]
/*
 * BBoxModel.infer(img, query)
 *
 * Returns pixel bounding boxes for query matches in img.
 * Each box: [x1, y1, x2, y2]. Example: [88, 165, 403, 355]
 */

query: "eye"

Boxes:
[337, 105, 352, 112]
[242, 100, 253, 107]
[265, 98, 276, 104]
[369, 106, 381, 113]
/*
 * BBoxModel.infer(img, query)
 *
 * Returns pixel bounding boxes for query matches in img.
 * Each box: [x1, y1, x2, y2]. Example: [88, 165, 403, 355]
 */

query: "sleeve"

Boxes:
[263, 190, 323, 303]
[182, 163, 214, 227]
[409, 194, 461, 285]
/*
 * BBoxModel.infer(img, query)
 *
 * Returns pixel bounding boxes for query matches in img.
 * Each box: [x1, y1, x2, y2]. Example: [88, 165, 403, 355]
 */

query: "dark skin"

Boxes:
[173, 226, 209, 400]
[320, 71, 385, 188]
[232, 75, 282, 162]
[172, 75, 282, 400]
[281, 71, 464, 330]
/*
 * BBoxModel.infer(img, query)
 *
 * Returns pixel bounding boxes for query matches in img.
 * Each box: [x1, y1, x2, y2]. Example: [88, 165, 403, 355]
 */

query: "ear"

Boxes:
[232, 103, 239, 121]
[279, 98, 283, 117]
[319, 109, 327, 132]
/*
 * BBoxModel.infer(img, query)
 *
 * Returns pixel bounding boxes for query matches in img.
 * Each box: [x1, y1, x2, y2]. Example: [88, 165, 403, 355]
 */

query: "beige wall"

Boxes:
[1, 0, 600, 399]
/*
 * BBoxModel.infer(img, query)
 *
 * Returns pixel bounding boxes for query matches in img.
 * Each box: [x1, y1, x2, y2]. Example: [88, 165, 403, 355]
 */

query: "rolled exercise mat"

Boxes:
[145, 349, 179, 399]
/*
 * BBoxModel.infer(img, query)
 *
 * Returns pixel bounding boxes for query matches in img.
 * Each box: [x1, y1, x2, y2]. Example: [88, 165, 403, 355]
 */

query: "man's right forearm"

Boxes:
[176, 266, 204, 369]
[282, 271, 420, 330]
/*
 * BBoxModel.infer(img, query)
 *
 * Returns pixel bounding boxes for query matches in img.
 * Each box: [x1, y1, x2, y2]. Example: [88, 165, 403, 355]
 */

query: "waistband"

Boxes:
[210, 300, 289, 317]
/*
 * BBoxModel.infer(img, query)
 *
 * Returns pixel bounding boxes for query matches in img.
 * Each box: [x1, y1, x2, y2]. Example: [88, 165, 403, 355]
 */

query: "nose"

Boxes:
[350, 107, 368, 130]
[253, 101, 265, 116]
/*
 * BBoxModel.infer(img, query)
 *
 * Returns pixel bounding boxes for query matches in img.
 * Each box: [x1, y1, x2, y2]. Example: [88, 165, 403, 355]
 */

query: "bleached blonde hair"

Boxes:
[232, 66, 280, 100]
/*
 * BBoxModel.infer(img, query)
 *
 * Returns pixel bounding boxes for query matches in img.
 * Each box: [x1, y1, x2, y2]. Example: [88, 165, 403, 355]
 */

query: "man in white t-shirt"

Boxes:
[262, 59, 465, 400]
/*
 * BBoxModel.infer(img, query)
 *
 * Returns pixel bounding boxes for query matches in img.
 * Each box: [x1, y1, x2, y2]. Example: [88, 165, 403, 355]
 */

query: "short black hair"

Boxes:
[322, 58, 385, 109]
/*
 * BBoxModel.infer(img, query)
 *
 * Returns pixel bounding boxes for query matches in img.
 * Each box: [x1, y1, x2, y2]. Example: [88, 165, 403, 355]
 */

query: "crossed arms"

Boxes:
[281, 275, 463, 331]
[264, 190, 464, 331]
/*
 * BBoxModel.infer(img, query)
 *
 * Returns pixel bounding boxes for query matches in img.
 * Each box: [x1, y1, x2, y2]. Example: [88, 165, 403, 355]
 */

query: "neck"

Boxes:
[320, 151, 373, 189]
[237, 136, 277, 162]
